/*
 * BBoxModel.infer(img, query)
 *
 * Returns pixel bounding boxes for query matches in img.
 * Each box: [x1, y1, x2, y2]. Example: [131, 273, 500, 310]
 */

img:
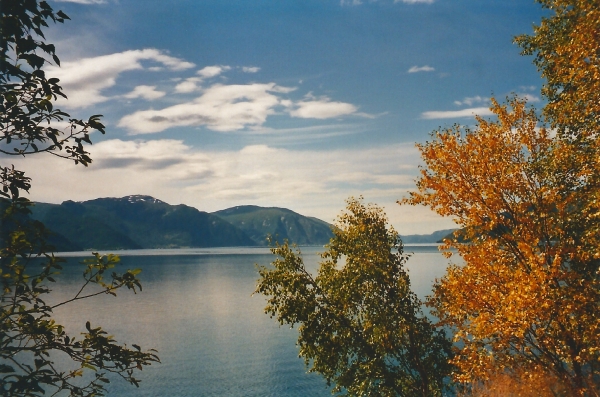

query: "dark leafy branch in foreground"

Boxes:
[1, 199, 160, 397]
[1, 0, 106, 201]
[1, 1, 160, 396]
[1, 199, 159, 397]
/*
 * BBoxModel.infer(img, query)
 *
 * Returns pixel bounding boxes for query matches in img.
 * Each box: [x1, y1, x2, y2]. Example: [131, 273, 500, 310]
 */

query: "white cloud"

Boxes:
[519, 85, 537, 92]
[408, 65, 435, 73]
[46, 51, 359, 129]
[453, 96, 489, 106]
[119, 83, 296, 133]
[46, 49, 194, 108]
[242, 66, 260, 73]
[518, 93, 541, 103]
[16, 139, 453, 234]
[123, 85, 166, 100]
[289, 98, 358, 119]
[197, 65, 231, 78]
[173, 66, 233, 93]
[174, 77, 202, 93]
[120, 83, 361, 133]
[421, 107, 494, 119]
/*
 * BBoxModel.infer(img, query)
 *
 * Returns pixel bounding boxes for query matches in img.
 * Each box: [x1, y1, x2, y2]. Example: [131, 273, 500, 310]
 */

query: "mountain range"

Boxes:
[2, 195, 453, 251]
[26, 195, 334, 251]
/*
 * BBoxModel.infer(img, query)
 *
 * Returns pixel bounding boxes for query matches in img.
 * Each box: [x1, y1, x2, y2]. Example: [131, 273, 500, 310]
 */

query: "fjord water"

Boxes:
[49, 245, 448, 396]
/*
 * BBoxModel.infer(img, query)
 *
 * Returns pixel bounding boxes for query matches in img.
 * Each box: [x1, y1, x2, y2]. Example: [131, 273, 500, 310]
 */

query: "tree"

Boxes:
[514, 0, 600, 135]
[402, 97, 600, 394]
[256, 198, 454, 397]
[402, 2, 600, 393]
[1, 1, 159, 396]
[1, 0, 105, 191]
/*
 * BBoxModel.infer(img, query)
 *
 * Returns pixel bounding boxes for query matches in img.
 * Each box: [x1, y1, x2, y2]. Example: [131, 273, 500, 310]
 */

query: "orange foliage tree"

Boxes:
[402, 97, 600, 394]
[515, 0, 600, 135]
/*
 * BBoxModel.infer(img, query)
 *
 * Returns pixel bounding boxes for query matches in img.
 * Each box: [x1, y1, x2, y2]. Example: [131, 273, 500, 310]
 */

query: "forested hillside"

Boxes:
[213, 205, 334, 246]
[26, 196, 335, 250]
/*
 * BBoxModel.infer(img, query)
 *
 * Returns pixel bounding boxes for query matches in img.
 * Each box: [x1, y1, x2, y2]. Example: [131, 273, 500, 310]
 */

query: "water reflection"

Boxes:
[47, 246, 449, 396]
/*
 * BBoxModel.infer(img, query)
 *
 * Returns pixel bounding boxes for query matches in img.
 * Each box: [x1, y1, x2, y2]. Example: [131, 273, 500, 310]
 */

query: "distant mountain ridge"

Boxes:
[27, 195, 335, 251]
[214, 205, 334, 246]
[29, 195, 255, 251]
[400, 229, 458, 244]
[13, 195, 456, 251]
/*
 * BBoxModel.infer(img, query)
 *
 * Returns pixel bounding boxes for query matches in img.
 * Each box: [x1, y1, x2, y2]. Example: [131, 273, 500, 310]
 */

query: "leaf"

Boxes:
[82, 363, 97, 371]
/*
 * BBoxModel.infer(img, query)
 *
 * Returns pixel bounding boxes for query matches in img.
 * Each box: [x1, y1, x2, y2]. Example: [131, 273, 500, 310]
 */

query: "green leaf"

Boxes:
[82, 363, 97, 371]
[0, 364, 15, 373]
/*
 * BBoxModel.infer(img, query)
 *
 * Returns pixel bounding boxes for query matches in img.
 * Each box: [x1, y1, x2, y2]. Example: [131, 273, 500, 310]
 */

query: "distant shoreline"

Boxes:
[53, 244, 444, 257]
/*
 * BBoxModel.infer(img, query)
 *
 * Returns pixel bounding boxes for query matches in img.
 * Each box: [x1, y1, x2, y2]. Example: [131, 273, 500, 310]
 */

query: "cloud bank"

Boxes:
[15, 139, 451, 234]
[119, 85, 361, 134]
[45, 49, 362, 132]
[119, 83, 295, 133]
[47, 49, 194, 108]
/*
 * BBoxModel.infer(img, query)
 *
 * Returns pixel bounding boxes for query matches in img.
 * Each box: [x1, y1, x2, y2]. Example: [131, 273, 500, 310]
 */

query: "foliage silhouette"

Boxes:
[257, 198, 453, 396]
[1, 1, 159, 395]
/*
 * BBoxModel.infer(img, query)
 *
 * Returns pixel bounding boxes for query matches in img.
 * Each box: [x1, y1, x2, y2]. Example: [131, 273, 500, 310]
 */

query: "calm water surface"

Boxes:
[48, 245, 450, 396]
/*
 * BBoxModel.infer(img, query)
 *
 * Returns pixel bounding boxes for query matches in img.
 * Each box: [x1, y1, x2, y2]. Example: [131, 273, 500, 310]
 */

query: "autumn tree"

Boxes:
[1, 1, 158, 395]
[514, 0, 600, 135]
[256, 198, 454, 397]
[402, 97, 600, 394]
[401, 1, 600, 394]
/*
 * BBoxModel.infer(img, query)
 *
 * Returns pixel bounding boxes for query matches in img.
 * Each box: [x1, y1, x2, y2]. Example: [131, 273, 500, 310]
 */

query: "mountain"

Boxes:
[0, 199, 81, 252]
[29, 195, 256, 250]
[400, 229, 458, 244]
[25, 195, 334, 251]
[6, 195, 458, 250]
[212, 205, 334, 246]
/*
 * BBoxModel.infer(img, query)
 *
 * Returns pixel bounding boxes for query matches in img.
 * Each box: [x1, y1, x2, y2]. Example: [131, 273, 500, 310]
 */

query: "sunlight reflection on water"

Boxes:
[48, 245, 450, 396]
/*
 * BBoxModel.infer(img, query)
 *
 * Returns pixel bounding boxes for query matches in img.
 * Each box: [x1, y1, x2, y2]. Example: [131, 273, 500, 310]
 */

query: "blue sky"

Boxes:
[16, 0, 546, 234]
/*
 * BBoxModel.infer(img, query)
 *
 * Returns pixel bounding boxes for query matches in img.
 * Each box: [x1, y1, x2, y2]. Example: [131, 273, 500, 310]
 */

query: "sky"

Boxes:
[10, 0, 547, 234]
